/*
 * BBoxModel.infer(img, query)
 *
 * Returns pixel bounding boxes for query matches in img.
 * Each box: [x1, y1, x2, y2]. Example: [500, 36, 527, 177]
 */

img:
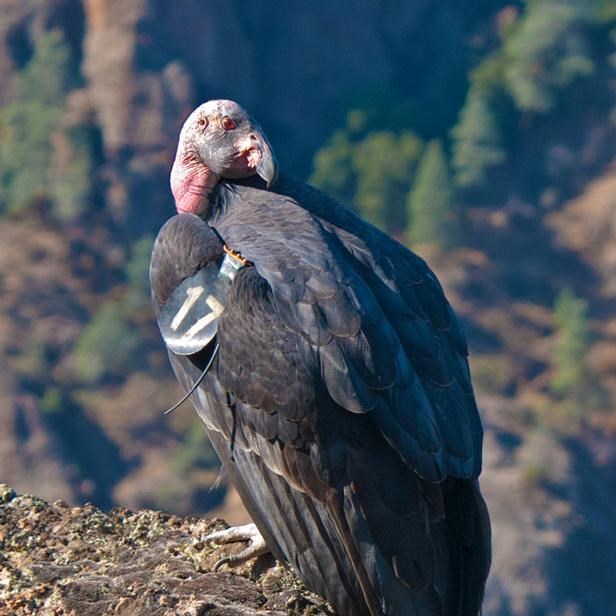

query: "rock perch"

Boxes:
[0, 484, 333, 615]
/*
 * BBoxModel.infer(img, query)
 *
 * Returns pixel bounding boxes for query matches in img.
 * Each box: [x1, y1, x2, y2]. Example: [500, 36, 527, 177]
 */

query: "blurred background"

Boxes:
[0, 1, 615, 614]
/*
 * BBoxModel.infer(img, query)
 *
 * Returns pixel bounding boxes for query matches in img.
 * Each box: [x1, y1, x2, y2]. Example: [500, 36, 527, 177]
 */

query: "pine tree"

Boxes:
[124, 234, 156, 313]
[0, 30, 92, 219]
[0, 31, 69, 213]
[309, 128, 355, 206]
[352, 130, 422, 231]
[504, 0, 594, 113]
[309, 109, 368, 207]
[72, 301, 141, 384]
[310, 109, 422, 233]
[551, 288, 591, 396]
[451, 85, 505, 189]
[406, 140, 457, 250]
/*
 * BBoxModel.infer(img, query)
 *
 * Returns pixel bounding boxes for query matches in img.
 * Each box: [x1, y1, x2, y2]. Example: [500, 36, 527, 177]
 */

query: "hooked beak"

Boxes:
[254, 134, 278, 187]
[230, 129, 279, 187]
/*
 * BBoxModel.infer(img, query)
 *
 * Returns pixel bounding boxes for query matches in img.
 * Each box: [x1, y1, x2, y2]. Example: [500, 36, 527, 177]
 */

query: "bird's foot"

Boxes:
[205, 522, 269, 570]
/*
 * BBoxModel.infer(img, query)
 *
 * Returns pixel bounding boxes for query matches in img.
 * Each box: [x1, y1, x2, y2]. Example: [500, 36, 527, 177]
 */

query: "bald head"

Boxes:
[170, 100, 278, 217]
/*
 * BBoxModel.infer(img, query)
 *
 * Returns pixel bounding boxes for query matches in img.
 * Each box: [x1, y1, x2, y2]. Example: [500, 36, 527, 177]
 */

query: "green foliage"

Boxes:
[310, 129, 355, 204]
[13, 342, 47, 379]
[551, 288, 590, 397]
[124, 235, 155, 313]
[0, 31, 68, 213]
[597, 0, 616, 22]
[451, 86, 505, 188]
[449, 0, 602, 190]
[72, 301, 141, 384]
[309, 110, 368, 207]
[470, 354, 516, 396]
[0, 100, 63, 212]
[0, 30, 91, 220]
[406, 140, 458, 249]
[71, 235, 155, 384]
[21, 30, 73, 102]
[173, 422, 219, 472]
[50, 127, 94, 221]
[310, 116, 357, 207]
[503, 0, 595, 113]
[470, 53, 508, 94]
[310, 110, 423, 232]
[40, 387, 62, 414]
[521, 463, 551, 487]
[353, 131, 423, 231]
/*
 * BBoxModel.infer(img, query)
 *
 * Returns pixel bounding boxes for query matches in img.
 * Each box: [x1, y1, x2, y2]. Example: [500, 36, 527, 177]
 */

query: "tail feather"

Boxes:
[206, 428, 490, 616]
[211, 435, 370, 614]
[443, 479, 491, 616]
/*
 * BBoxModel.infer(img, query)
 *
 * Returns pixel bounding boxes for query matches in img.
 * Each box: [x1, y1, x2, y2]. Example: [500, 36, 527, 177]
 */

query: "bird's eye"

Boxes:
[222, 116, 237, 130]
[197, 117, 208, 129]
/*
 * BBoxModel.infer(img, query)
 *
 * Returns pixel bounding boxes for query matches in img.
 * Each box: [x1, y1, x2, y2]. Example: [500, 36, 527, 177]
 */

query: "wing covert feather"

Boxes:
[153, 190, 490, 615]
[210, 179, 482, 480]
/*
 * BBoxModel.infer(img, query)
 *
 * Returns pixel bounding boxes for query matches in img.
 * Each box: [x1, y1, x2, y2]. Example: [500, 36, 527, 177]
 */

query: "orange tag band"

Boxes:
[223, 245, 252, 267]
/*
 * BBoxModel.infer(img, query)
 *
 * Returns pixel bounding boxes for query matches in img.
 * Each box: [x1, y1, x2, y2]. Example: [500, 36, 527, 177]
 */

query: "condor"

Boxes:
[150, 100, 491, 616]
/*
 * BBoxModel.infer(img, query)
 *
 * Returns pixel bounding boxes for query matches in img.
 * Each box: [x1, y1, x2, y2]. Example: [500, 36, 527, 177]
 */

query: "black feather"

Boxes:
[150, 172, 491, 616]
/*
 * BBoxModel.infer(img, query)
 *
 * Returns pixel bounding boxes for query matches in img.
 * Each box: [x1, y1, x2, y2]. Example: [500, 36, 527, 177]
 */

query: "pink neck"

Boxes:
[170, 152, 218, 216]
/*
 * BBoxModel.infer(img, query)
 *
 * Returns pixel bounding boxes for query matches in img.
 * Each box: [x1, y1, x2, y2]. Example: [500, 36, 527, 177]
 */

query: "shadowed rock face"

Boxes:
[0, 485, 334, 616]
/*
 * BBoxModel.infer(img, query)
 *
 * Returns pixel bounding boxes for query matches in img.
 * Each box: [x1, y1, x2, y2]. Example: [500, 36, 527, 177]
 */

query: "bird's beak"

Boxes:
[254, 133, 278, 187]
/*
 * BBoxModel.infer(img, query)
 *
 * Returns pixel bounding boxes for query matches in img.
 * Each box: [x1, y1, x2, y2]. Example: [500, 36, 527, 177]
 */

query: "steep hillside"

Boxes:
[1, 2, 616, 615]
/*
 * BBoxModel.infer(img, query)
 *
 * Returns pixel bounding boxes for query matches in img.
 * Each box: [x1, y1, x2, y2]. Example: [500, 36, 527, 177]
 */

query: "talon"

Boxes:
[204, 522, 269, 568]
[213, 555, 233, 571]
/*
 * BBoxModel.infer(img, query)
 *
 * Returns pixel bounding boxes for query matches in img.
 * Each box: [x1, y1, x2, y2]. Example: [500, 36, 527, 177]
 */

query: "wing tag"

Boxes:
[158, 259, 237, 355]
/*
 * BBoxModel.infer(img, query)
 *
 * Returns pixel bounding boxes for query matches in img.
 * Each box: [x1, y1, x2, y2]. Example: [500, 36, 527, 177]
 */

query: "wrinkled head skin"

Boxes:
[170, 100, 278, 217]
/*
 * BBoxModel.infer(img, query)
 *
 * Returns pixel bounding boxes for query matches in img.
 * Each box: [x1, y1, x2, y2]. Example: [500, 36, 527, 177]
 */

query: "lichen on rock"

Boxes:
[0, 484, 334, 615]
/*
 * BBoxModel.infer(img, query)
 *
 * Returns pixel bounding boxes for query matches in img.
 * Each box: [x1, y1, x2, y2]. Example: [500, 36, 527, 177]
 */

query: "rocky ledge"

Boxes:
[0, 485, 333, 616]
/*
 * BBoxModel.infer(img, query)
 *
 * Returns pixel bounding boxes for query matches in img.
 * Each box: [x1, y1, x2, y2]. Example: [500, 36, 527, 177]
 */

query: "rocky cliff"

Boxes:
[1, 2, 616, 615]
[0, 485, 332, 615]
